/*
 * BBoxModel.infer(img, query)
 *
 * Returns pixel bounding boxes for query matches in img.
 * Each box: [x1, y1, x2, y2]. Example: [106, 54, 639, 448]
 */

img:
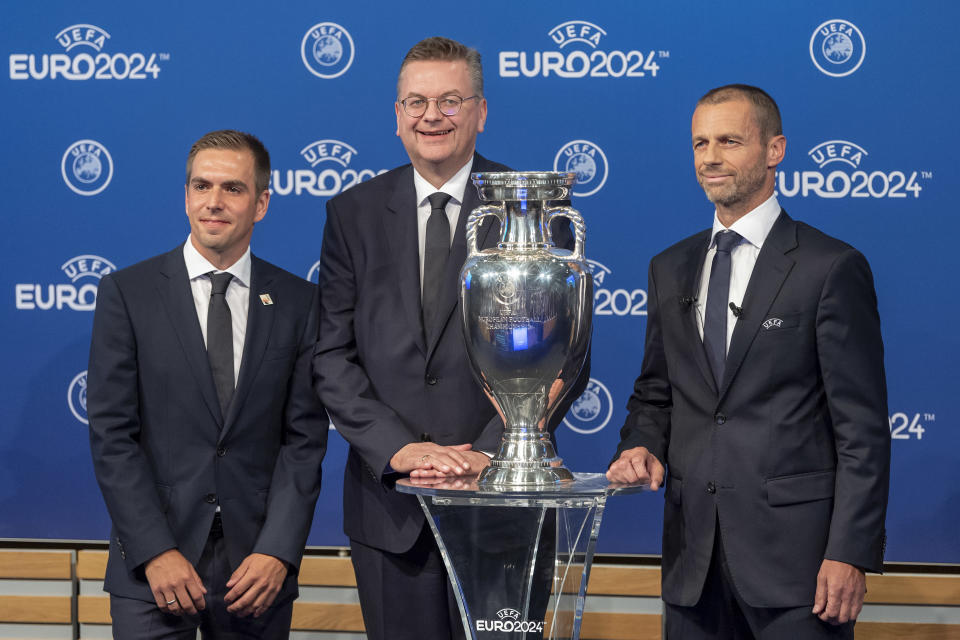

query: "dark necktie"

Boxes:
[207, 272, 234, 418]
[422, 192, 452, 337]
[703, 230, 742, 387]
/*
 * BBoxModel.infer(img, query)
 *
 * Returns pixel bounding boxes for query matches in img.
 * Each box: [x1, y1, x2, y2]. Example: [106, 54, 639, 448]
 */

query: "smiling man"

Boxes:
[606, 85, 890, 639]
[312, 37, 580, 640]
[88, 130, 328, 638]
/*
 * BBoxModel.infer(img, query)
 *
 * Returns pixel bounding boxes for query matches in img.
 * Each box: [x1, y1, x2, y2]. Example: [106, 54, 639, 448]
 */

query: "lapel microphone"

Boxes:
[729, 302, 743, 318]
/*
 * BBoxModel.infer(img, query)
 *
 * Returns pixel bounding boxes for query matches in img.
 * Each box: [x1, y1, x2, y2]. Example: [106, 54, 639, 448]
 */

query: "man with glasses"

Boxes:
[313, 37, 579, 639]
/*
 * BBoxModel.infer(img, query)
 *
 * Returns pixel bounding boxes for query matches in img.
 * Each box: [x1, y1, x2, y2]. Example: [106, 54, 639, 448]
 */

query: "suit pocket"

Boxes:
[255, 489, 269, 525]
[155, 484, 172, 512]
[758, 311, 802, 332]
[666, 476, 683, 505]
[263, 344, 297, 361]
[765, 469, 835, 506]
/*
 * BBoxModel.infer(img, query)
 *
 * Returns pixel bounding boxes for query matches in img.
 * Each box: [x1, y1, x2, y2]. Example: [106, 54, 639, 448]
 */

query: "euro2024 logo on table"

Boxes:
[15, 254, 115, 311]
[777, 139, 932, 199]
[564, 377, 613, 435]
[554, 140, 608, 198]
[62, 140, 113, 196]
[301, 22, 354, 79]
[9, 23, 168, 81]
[500, 20, 668, 79]
[272, 138, 387, 197]
[475, 607, 544, 634]
[809, 19, 865, 77]
[68, 370, 88, 424]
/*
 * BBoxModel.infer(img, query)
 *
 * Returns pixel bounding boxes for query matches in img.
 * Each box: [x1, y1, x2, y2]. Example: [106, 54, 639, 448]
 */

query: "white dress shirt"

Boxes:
[696, 194, 782, 352]
[413, 158, 475, 296]
[183, 238, 250, 385]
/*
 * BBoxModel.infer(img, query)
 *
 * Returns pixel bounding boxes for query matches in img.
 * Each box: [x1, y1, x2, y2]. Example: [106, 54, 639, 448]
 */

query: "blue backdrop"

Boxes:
[2, 0, 957, 563]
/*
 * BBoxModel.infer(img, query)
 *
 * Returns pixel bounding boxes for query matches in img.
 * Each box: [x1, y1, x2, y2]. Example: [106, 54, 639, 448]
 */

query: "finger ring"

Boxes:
[419, 454, 431, 463]
[166, 599, 177, 605]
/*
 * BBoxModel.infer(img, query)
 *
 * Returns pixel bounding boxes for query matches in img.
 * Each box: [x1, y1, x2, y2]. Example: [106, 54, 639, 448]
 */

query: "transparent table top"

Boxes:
[396, 472, 648, 507]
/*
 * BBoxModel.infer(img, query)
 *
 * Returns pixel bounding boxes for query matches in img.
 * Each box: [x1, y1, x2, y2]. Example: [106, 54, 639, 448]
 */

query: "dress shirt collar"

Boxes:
[710, 194, 782, 250]
[183, 236, 251, 288]
[412, 157, 475, 208]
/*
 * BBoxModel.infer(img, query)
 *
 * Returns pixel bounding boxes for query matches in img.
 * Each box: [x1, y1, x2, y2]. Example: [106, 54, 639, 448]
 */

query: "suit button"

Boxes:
[425, 375, 438, 386]
[715, 414, 726, 425]
[216, 447, 226, 457]
[205, 493, 217, 504]
[706, 482, 716, 494]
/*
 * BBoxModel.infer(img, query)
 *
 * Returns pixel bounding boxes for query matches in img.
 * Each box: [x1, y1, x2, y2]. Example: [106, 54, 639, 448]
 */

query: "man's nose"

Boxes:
[422, 98, 445, 120]
[206, 188, 224, 209]
[702, 143, 721, 164]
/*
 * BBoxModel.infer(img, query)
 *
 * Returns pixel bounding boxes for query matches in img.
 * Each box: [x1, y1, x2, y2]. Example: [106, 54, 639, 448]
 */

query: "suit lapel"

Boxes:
[425, 154, 498, 361]
[157, 248, 222, 427]
[680, 232, 716, 393]
[383, 165, 427, 357]
[222, 256, 276, 440]
[719, 211, 797, 399]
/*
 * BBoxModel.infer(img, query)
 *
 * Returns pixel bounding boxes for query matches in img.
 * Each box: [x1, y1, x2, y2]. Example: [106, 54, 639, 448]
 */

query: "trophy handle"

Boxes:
[466, 205, 505, 258]
[545, 206, 586, 260]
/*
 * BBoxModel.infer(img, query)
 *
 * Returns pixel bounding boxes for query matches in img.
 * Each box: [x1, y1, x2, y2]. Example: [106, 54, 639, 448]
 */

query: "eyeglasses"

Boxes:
[399, 94, 479, 118]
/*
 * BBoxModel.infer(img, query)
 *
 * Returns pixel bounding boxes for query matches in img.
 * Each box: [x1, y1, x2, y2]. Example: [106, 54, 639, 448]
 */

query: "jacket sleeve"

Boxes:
[312, 199, 416, 481]
[816, 249, 890, 572]
[254, 286, 329, 570]
[612, 260, 672, 467]
[87, 273, 177, 571]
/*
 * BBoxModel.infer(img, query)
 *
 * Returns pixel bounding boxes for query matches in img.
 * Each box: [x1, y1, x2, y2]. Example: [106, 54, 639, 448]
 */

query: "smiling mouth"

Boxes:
[418, 129, 452, 137]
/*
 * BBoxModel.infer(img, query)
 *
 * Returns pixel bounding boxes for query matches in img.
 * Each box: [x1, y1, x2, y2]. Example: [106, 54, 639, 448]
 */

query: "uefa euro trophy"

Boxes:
[461, 172, 593, 487]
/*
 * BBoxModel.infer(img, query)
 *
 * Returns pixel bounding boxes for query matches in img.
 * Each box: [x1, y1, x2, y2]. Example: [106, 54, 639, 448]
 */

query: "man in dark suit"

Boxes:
[88, 130, 328, 638]
[606, 85, 890, 639]
[313, 37, 582, 640]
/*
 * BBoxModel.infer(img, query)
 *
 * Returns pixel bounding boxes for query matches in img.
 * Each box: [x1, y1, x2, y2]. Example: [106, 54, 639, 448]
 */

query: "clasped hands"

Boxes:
[390, 442, 491, 478]
[145, 548, 287, 618]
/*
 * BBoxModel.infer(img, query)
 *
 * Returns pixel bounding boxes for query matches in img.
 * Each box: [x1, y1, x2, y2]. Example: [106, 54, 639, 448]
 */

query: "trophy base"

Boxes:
[476, 462, 575, 487]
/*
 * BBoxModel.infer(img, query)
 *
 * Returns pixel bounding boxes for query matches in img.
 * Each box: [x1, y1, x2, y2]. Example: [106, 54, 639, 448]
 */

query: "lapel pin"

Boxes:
[259, 293, 274, 306]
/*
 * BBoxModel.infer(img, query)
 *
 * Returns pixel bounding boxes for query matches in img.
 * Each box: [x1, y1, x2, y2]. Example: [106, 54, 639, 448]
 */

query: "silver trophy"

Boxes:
[461, 172, 593, 487]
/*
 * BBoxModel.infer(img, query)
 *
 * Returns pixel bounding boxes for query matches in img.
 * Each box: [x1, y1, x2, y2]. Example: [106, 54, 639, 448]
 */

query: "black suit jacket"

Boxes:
[313, 153, 586, 553]
[88, 246, 328, 601]
[615, 210, 890, 608]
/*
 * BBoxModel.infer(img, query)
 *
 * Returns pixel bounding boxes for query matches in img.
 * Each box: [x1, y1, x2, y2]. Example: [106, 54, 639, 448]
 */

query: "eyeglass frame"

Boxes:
[398, 94, 480, 118]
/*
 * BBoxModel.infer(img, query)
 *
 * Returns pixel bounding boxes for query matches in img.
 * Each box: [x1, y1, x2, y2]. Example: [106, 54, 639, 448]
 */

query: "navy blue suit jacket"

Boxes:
[614, 210, 890, 608]
[88, 246, 328, 601]
[313, 153, 586, 553]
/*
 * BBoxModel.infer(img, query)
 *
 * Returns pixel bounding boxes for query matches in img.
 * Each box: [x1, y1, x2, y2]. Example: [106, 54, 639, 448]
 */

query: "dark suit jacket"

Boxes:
[88, 245, 328, 602]
[313, 153, 586, 553]
[614, 210, 890, 608]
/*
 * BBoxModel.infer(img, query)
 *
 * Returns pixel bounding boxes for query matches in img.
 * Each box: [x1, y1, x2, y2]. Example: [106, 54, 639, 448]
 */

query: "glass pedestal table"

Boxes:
[396, 473, 647, 639]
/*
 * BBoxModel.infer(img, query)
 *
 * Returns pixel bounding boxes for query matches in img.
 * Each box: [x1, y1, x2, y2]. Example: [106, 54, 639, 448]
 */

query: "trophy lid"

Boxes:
[471, 171, 576, 201]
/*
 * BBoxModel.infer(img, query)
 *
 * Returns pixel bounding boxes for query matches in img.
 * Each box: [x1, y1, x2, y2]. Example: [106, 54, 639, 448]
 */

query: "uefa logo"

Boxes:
[809, 19, 866, 77]
[475, 608, 544, 634]
[68, 370, 88, 424]
[272, 138, 387, 197]
[777, 139, 928, 199]
[553, 140, 609, 197]
[15, 254, 115, 311]
[61, 139, 113, 196]
[301, 22, 355, 79]
[10, 23, 167, 81]
[500, 20, 668, 79]
[563, 378, 613, 434]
